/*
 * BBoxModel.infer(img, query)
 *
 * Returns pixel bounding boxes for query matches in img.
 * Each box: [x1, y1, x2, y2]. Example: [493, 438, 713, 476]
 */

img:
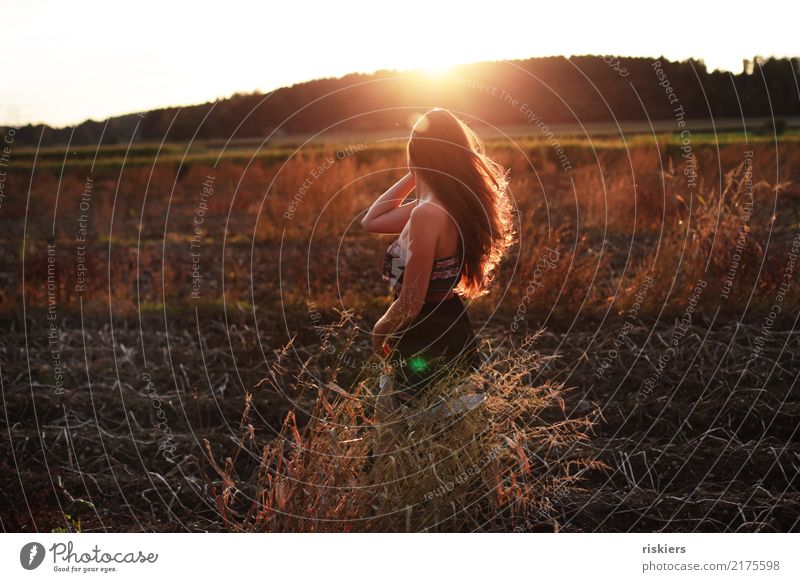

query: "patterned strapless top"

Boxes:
[382, 237, 463, 299]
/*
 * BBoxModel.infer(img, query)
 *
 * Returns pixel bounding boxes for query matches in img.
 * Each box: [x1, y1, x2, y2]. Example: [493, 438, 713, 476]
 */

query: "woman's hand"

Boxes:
[372, 320, 392, 357]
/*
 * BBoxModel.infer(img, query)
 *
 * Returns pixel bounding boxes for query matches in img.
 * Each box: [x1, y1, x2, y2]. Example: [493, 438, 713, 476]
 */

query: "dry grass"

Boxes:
[5, 138, 799, 323]
[201, 313, 600, 532]
[3, 134, 799, 533]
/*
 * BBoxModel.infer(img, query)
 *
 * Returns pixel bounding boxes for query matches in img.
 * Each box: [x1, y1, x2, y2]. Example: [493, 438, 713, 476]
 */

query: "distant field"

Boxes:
[2, 126, 799, 532]
[7, 118, 800, 170]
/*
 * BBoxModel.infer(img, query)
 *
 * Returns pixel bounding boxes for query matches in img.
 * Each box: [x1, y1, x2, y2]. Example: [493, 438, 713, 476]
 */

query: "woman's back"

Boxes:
[386, 199, 463, 302]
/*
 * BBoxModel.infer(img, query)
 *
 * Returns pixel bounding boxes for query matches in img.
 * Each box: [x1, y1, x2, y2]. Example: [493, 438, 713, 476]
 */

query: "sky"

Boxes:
[2, 0, 797, 127]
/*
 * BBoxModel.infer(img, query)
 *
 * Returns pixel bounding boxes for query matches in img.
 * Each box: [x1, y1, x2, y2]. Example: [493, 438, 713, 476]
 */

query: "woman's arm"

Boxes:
[361, 171, 416, 234]
[372, 204, 437, 353]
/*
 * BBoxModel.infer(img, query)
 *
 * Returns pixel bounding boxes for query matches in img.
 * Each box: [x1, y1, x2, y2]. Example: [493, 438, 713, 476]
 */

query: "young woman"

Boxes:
[361, 107, 515, 434]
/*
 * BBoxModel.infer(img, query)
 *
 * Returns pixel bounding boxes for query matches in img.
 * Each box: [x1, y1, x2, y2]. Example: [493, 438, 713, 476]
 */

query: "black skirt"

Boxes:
[388, 294, 479, 403]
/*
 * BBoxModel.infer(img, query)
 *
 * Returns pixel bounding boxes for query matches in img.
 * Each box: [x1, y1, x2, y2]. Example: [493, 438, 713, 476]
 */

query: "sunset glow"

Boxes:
[2, 0, 797, 127]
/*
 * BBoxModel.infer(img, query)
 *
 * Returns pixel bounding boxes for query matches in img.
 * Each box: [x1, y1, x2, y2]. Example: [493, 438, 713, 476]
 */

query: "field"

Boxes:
[2, 126, 800, 532]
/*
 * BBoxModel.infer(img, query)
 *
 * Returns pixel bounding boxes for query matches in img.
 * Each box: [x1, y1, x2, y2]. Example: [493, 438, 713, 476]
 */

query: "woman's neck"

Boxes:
[414, 176, 437, 203]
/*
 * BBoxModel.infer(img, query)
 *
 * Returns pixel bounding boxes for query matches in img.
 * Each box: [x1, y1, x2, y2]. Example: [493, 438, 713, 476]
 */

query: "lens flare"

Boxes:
[409, 355, 428, 373]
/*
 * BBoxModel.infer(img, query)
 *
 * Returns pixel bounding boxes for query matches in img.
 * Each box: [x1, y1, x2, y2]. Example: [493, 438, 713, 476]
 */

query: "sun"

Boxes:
[417, 61, 456, 77]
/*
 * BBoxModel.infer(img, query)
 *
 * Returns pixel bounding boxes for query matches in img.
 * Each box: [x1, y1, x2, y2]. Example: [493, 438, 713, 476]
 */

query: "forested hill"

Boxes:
[6, 55, 799, 147]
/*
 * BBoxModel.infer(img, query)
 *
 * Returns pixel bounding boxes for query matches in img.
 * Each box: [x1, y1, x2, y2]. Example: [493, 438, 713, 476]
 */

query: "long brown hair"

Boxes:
[407, 107, 515, 298]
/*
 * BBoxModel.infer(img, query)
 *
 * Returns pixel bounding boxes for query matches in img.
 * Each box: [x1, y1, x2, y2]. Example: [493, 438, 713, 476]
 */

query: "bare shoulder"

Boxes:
[404, 202, 445, 249]
[409, 200, 449, 226]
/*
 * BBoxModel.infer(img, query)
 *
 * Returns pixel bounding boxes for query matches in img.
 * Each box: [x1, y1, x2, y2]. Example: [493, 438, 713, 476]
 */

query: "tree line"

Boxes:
[5, 55, 799, 147]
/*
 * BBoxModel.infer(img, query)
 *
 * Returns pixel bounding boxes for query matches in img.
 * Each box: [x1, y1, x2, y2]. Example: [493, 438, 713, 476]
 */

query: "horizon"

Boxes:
[5, 54, 794, 132]
[3, 0, 798, 128]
